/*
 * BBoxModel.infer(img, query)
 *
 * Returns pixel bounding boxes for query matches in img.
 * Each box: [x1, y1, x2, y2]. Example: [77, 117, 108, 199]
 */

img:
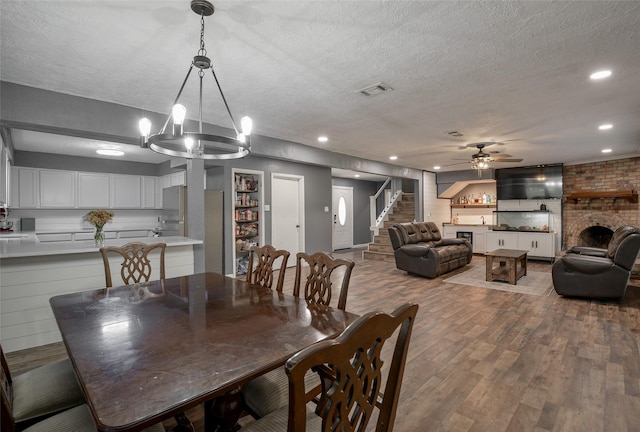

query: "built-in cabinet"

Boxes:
[232, 168, 264, 276]
[485, 231, 556, 261]
[10, 167, 164, 209]
[442, 224, 489, 254]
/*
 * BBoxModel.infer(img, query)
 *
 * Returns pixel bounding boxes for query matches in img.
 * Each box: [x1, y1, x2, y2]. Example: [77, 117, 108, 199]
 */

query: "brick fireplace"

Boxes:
[562, 157, 640, 250]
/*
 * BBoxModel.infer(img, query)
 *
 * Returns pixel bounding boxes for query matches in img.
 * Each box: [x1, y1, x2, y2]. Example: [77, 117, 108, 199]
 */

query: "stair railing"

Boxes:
[370, 177, 402, 236]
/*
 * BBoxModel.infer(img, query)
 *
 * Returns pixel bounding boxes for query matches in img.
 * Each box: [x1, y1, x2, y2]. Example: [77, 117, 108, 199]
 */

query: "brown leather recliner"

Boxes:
[552, 225, 640, 299]
[388, 222, 472, 278]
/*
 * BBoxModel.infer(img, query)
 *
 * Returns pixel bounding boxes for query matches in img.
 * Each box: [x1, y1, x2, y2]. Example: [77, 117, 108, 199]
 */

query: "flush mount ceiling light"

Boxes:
[598, 123, 613, 130]
[139, 0, 252, 159]
[590, 69, 612, 80]
[96, 149, 124, 156]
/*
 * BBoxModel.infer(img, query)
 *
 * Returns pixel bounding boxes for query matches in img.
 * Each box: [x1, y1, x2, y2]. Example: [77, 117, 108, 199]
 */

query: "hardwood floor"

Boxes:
[6, 252, 640, 432]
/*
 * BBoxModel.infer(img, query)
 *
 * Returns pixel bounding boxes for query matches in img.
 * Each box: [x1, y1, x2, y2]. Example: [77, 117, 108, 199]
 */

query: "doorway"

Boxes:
[332, 185, 353, 250]
[271, 173, 305, 261]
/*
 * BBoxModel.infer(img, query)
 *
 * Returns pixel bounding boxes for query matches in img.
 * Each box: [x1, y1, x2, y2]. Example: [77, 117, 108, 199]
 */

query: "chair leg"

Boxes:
[170, 412, 194, 432]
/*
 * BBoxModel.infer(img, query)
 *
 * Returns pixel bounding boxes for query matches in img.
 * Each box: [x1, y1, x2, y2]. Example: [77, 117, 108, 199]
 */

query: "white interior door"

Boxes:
[271, 174, 304, 261]
[332, 185, 353, 250]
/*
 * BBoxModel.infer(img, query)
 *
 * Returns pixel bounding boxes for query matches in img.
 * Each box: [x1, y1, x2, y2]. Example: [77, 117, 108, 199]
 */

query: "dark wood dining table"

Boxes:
[49, 272, 358, 432]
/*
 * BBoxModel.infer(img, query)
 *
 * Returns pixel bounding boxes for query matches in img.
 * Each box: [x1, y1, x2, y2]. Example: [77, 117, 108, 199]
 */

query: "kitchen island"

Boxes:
[0, 234, 202, 352]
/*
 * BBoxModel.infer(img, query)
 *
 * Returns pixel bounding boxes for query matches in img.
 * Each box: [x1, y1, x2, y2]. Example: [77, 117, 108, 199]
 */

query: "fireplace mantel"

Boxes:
[565, 189, 638, 204]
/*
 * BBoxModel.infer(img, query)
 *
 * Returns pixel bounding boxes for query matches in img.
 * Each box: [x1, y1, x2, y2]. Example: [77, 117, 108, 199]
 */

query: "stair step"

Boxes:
[368, 243, 393, 252]
[363, 250, 396, 263]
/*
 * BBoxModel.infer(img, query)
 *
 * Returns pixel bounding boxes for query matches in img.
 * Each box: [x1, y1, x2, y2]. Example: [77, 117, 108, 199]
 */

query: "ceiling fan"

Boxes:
[446, 142, 523, 171]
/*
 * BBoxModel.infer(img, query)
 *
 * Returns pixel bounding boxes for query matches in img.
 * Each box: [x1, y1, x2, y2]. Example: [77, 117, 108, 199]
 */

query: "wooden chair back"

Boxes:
[99, 242, 166, 287]
[1, 345, 16, 432]
[293, 251, 355, 310]
[285, 303, 419, 432]
[246, 244, 290, 291]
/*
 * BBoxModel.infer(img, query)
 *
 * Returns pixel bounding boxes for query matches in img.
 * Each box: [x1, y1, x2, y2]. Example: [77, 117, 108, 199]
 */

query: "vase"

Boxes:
[94, 226, 105, 247]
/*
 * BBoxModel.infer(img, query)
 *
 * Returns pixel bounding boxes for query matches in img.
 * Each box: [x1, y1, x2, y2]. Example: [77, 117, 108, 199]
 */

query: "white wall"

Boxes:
[423, 171, 449, 225]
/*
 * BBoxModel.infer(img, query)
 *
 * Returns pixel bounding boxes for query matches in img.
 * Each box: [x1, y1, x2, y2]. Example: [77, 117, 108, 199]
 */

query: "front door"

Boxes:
[332, 185, 353, 250]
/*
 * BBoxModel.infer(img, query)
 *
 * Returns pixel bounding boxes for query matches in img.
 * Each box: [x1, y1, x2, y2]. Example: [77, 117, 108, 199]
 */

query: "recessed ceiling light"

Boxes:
[598, 124, 613, 130]
[389, 156, 398, 160]
[96, 149, 124, 156]
[433, 166, 441, 170]
[317, 136, 328, 142]
[590, 70, 612, 80]
[354, 174, 360, 178]
[602, 148, 612, 153]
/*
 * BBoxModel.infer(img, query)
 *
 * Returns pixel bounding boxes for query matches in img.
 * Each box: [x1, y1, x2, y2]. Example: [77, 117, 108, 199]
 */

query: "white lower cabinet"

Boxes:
[486, 231, 556, 260]
[442, 225, 488, 253]
[486, 232, 519, 250]
[518, 232, 556, 260]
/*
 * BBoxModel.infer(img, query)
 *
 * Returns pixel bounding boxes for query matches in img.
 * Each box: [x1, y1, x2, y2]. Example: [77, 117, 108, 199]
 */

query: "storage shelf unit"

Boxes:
[232, 169, 264, 276]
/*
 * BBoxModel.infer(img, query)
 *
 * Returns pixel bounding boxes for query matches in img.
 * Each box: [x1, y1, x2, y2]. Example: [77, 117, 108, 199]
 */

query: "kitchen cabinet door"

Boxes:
[141, 176, 158, 209]
[110, 174, 142, 208]
[78, 172, 110, 208]
[472, 231, 486, 253]
[40, 170, 76, 208]
[518, 233, 556, 259]
[486, 232, 518, 251]
[10, 167, 38, 208]
[442, 226, 456, 239]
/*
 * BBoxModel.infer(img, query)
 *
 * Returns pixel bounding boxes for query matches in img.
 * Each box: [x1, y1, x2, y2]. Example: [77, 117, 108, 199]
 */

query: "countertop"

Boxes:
[442, 223, 493, 227]
[0, 234, 202, 259]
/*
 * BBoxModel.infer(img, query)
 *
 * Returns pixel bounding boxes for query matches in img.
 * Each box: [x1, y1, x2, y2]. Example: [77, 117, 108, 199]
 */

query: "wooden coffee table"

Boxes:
[485, 249, 528, 285]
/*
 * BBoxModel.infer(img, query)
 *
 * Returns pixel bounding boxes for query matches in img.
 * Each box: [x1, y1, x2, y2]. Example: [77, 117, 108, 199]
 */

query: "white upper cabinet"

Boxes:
[170, 171, 186, 187]
[110, 174, 142, 208]
[141, 176, 158, 209]
[78, 172, 110, 208]
[11, 167, 39, 208]
[39, 170, 76, 208]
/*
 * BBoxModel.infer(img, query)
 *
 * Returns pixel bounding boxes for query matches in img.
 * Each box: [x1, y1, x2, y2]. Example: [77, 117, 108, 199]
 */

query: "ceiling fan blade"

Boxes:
[493, 158, 523, 163]
[490, 153, 513, 159]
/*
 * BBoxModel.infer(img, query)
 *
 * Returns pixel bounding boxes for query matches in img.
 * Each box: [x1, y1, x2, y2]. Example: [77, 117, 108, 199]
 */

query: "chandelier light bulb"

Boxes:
[172, 104, 187, 125]
[237, 133, 246, 143]
[241, 116, 253, 136]
[139, 118, 151, 137]
[185, 137, 195, 151]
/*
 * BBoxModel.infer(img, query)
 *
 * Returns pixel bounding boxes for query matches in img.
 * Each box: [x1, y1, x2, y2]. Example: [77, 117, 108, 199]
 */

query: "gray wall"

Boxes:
[331, 177, 380, 245]
[206, 155, 333, 274]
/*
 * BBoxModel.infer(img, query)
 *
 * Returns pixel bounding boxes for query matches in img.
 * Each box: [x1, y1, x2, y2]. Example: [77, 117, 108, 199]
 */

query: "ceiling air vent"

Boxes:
[357, 82, 393, 97]
[447, 131, 464, 137]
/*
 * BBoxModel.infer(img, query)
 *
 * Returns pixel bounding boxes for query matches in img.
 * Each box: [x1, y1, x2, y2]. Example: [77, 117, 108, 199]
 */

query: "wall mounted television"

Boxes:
[496, 164, 563, 200]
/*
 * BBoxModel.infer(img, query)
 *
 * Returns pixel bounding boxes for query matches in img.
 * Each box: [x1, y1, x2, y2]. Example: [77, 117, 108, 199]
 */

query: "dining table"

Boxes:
[49, 272, 359, 432]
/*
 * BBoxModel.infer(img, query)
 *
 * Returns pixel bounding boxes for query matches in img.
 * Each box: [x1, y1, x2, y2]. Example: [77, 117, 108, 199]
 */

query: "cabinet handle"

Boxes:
[532, 240, 535, 248]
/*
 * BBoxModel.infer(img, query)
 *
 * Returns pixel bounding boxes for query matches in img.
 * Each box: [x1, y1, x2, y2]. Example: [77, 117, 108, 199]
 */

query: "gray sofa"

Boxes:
[552, 225, 640, 299]
[388, 222, 472, 278]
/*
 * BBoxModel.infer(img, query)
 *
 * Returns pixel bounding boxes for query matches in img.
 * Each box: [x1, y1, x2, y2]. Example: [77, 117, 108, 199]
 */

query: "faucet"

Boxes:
[481, 216, 485, 225]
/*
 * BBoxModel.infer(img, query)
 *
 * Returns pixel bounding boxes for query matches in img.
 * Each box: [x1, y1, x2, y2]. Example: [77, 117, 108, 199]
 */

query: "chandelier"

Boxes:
[139, 0, 252, 159]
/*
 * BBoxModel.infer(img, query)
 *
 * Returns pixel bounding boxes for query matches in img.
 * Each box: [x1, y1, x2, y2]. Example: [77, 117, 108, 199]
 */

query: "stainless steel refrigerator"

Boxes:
[161, 186, 224, 273]
[161, 185, 186, 236]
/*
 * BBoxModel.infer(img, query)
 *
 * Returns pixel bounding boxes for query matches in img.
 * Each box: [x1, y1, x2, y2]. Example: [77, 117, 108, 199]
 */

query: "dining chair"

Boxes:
[99, 242, 166, 288]
[2, 396, 165, 432]
[0, 344, 85, 431]
[98, 241, 192, 431]
[246, 244, 291, 291]
[240, 303, 419, 432]
[242, 251, 356, 419]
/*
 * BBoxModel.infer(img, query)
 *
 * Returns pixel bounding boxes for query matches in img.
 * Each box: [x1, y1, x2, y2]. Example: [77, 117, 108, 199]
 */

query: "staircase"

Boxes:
[363, 193, 415, 263]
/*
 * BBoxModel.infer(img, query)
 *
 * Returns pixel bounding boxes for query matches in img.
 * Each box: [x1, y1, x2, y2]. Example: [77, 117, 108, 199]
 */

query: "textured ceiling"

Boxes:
[1, 1, 640, 173]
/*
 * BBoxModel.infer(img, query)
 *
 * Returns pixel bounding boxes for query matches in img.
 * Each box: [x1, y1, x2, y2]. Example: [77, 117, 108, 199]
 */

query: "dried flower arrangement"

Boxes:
[84, 209, 114, 229]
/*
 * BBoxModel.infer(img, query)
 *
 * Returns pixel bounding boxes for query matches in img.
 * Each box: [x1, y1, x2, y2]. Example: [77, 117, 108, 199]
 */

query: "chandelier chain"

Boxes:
[199, 13, 207, 58]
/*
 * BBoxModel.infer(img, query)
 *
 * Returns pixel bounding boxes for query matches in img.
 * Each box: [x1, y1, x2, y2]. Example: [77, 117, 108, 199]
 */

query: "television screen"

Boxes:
[496, 164, 563, 200]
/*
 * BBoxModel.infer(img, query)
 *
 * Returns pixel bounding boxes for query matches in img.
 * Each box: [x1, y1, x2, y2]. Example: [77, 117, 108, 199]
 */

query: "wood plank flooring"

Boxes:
[6, 252, 640, 432]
